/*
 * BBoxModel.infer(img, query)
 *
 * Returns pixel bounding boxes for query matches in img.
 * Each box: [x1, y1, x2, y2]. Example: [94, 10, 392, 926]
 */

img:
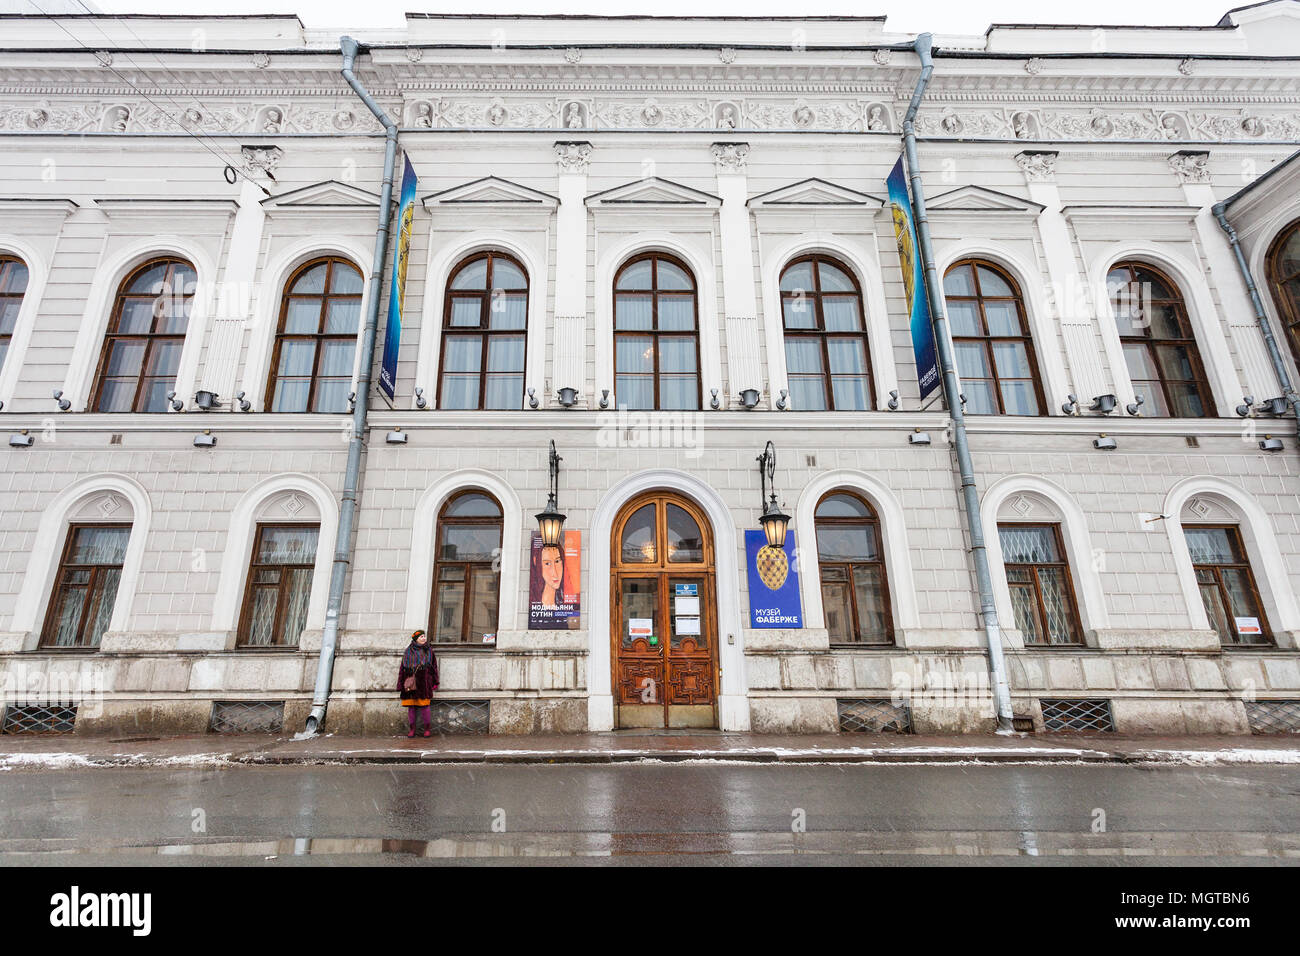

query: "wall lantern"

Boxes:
[535, 439, 567, 547]
[755, 440, 791, 548]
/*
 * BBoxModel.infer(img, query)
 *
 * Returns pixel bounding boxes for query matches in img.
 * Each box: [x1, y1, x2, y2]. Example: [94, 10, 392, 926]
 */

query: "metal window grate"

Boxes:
[837, 699, 912, 733]
[210, 700, 285, 734]
[428, 700, 490, 735]
[1245, 699, 1300, 734]
[1040, 698, 1115, 733]
[2, 703, 78, 734]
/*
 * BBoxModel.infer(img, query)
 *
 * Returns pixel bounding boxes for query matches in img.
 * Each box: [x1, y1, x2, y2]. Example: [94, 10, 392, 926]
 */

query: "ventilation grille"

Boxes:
[428, 700, 490, 734]
[1012, 713, 1036, 733]
[837, 699, 912, 733]
[2, 703, 78, 734]
[1040, 698, 1115, 733]
[1245, 699, 1300, 734]
[210, 700, 285, 734]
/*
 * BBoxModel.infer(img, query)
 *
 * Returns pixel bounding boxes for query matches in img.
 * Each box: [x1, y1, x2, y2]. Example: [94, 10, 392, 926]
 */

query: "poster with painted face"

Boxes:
[529, 530, 581, 629]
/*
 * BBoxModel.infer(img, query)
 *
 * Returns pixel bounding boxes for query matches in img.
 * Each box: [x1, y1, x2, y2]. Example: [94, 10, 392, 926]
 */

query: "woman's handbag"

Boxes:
[403, 672, 417, 693]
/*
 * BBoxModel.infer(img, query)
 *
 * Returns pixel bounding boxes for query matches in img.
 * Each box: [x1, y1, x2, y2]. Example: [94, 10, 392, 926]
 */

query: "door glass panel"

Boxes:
[666, 504, 704, 563]
[620, 578, 658, 649]
[670, 578, 706, 647]
[621, 504, 656, 563]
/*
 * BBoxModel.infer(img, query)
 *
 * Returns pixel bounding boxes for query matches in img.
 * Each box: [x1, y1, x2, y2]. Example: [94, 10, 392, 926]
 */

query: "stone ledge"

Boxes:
[743, 627, 829, 651]
[495, 629, 588, 652]
[1093, 629, 1220, 651]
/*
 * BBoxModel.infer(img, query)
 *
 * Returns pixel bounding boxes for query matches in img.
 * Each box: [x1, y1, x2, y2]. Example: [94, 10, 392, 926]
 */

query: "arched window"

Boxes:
[942, 259, 1044, 415]
[41, 524, 131, 648]
[438, 251, 528, 410]
[431, 491, 502, 644]
[266, 257, 362, 413]
[1266, 219, 1300, 368]
[998, 523, 1083, 645]
[1107, 261, 1215, 417]
[780, 255, 875, 410]
[614, 253, 700, 410]
[90, 257, 196, 412]
[0, 255, 29, 373]
[1184, 524, 1271, 646]
[814, 492, 892, 645]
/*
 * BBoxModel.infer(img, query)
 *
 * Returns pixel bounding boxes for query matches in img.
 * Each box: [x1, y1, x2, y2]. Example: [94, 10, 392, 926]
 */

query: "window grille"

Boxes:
[1245, 700, 1300, 735]
[428, 700, 491, 734]
[837, 698, 912, 733]
[2, 703, 77, 734]
[210, 700, 285, 734]
[1040, 698, 1115, 733]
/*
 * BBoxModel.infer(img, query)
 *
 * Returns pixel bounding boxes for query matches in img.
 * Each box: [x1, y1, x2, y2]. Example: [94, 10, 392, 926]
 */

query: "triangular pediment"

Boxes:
[585, 177, 720, 207]
[422, 176, 559, 208]
[748, 178, 885, 207]
[262, 180, 383, 208]
[927, 185, 1043, 213]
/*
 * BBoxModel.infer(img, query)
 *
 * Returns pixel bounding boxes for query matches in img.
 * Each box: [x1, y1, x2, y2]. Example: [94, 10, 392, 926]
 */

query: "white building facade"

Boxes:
[2, 6, 1300, 736]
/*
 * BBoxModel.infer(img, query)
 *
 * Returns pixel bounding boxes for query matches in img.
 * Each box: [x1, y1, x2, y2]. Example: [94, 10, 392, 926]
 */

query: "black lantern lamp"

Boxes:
[535, 440, 566, 548]
[756, 440, 791, 548]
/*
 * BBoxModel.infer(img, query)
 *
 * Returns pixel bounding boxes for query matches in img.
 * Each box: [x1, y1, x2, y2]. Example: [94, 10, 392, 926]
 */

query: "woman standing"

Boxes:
[397, 630, 439, 737]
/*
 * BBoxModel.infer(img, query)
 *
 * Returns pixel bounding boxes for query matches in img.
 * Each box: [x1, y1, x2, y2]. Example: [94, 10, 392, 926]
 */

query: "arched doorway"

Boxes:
[610, 490, 718, 728]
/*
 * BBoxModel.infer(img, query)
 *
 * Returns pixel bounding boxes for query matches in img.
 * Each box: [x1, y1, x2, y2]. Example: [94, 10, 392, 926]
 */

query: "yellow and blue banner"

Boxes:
[379, 155, 417, 402]
[745, 530, 802, 628]
[886, 157, 939, 400]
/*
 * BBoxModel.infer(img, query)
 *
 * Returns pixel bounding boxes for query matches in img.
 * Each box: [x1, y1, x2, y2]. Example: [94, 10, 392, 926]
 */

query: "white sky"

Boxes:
[87, 0, 1244, 36]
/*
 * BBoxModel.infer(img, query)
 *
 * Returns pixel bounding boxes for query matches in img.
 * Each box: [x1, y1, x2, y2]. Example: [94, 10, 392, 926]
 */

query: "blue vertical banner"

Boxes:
[744, 530, 803, 628]
[886, 156, 939, 400]
[379, 155, 417, 403]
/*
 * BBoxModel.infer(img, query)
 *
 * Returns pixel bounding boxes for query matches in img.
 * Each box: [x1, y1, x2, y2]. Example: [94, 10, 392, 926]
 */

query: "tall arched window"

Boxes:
[814, 492, 893, 645]
[266, 256, 362, 413]
[0, 255, 29, 373]
[90, 257, 196, 412]
[438, 251, 528, 410]
[780, 255, 875, 410]
[1266, 219, 1300, 368]
[942, 259, 1044, 415]
[614, 253, 700, 410]
[1107, 261, 1215, 418]
[431, 491, 502, 644]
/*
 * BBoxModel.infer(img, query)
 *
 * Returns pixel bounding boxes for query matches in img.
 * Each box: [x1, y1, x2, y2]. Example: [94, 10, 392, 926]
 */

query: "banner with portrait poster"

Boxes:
[529, 530, 581, 629]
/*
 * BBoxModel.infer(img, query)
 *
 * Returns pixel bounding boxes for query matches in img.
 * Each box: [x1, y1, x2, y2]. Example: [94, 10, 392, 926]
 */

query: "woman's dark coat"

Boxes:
[397, 641, 439, 699]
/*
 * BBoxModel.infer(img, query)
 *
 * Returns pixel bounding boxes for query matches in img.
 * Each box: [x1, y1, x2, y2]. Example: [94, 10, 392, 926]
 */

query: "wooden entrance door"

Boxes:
[611, 492, 717, 729]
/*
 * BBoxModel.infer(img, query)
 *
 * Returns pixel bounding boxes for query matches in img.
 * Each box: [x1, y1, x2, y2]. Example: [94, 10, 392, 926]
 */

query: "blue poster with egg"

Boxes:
[744, 530, 802, 628]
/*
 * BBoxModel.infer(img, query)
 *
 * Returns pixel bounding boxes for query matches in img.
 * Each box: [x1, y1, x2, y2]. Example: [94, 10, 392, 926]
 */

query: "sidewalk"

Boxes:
[2, 729, 1298, 769]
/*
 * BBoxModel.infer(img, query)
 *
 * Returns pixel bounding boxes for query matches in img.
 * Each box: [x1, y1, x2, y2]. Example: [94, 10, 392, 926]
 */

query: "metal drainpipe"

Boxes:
[303, 36, 399, 735]
[901, 34, 1015, 732]
[1211, 204, 1300, 441]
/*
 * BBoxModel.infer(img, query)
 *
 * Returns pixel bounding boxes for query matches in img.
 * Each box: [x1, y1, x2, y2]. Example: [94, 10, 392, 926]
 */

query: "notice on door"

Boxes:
[675, 616, 701, 636]
[629, 618, 653, 640]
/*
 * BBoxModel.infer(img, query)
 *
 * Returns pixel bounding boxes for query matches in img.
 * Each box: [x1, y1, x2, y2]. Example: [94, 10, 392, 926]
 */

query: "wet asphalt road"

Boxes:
[1, 763, 1298, 865]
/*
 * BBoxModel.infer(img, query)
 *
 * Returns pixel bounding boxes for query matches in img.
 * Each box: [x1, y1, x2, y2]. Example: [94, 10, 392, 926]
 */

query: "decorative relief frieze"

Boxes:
[0, 93, 1296, 140]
